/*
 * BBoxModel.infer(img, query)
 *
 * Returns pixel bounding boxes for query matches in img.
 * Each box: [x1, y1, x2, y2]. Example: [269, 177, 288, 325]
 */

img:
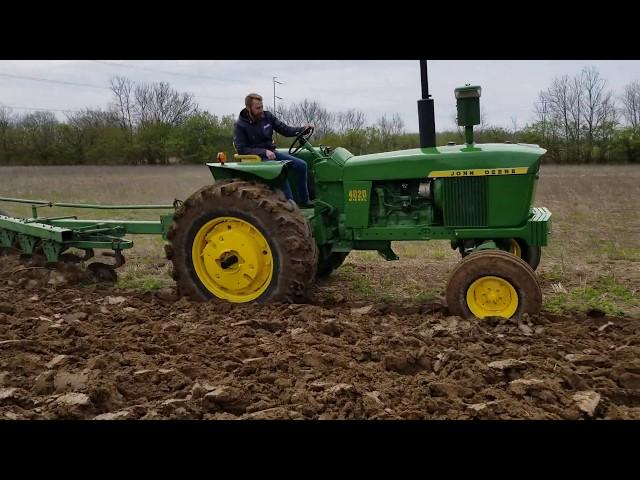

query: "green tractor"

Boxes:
[165, 60, 551, 319]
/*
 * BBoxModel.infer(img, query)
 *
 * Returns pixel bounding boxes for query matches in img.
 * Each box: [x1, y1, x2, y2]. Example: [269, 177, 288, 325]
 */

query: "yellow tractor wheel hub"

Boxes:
[192, 216, 273, 302]
[466, 275, 519, 319]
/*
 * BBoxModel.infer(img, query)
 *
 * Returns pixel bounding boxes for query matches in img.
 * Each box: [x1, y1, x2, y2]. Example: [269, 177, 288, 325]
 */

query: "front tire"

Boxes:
[446, 250, 542, 319]
[165, 180, 318, 303]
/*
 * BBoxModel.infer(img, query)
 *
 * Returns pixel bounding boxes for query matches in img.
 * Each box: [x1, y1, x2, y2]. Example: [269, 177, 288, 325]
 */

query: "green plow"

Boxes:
[0, 196, 177, 280]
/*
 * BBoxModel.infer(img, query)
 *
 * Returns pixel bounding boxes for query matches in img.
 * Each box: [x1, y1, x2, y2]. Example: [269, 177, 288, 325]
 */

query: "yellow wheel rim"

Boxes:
[191, 216, 273, 303]
[509, 239, 522, 257]
[466, 276, 519, 319]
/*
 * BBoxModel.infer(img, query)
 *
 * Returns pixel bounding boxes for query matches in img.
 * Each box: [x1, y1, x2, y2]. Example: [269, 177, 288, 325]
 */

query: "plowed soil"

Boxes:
[1, 253, 638, 420]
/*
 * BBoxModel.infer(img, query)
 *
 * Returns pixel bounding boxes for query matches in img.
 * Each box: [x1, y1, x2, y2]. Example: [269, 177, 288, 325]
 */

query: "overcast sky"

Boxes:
[0, 60, 638, 132]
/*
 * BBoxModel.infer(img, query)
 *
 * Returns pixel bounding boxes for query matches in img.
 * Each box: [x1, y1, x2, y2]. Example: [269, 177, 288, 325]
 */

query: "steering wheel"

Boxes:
[289, 126, 314, 155]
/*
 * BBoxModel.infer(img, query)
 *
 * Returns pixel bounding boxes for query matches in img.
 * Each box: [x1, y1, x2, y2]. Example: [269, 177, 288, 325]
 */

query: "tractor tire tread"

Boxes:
[166, 179, 318, 303]
[446, 249, 542, 319]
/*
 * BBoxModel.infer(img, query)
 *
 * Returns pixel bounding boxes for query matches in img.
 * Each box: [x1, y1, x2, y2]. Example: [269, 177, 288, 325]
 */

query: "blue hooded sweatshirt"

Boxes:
[233, 108, 305, 158]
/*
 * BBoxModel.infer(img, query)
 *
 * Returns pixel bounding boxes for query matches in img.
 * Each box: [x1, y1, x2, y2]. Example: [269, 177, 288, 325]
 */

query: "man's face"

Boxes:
[249, 99, 265, 120]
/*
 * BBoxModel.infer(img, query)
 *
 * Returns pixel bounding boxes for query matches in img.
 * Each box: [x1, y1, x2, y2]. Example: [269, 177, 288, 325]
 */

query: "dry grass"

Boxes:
[1, 163, 639, 316]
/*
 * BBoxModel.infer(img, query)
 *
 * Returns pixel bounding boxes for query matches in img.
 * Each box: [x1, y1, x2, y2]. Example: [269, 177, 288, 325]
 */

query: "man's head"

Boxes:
[245, 93, 264, 121]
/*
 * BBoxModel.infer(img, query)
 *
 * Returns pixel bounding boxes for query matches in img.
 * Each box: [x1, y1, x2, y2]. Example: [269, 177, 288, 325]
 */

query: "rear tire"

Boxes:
[166, 180, 318, 303]
[515, 239, 541, 271]
[458, 238, 542, 271]
[446, 250, 542, 319]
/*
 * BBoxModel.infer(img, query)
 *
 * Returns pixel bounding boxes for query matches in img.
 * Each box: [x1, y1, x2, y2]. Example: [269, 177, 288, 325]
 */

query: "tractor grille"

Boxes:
[443, 176, 488, 227]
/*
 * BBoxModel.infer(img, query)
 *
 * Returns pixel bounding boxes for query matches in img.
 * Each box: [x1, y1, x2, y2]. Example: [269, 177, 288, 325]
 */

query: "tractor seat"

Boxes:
[234, 154, 261, 163]
[232, 142, 261, 163]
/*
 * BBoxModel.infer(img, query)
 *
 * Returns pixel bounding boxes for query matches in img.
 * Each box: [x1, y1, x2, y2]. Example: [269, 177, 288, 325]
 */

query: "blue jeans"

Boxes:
[272, 151, 310, 204]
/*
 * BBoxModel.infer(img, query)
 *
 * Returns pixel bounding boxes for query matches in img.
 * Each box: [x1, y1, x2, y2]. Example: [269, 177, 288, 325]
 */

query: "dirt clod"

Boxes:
[572, 390, 601, 417]
[0, 254, 638, 419]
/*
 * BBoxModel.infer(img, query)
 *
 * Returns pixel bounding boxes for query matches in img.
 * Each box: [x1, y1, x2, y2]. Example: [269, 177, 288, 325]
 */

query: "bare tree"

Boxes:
[534, 93, 549, 139]
[451, 113, 464, 139]
[542, 75, 576, 161]
[477, 111, 488, 134]
[146, 82, 197, 126]
[66, 108, 119, 129]
[64, 108, 120, 158]
[279, 99, 335, 138]
[335, 109, 366, 134]
[621, 80, 640, 131]
[536, 67, 620, 162]
[0, 106, 14, 153]
[598, 94, 619, 147]
[110, 76, 198, 130]
[17, 111, 59, 160]
[510, 116, 519, 141]
[376, 113, 405, 149]
[377, 113, 404, 137]
[568, 74, 583, 155]
[109, 76, 135, 139]
[133, 82, 153, 126]
[579, 66, 607, 161]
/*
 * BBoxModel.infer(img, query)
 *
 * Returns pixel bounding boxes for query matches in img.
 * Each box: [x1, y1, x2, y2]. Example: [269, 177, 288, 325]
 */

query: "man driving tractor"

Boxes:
[233, 93, 314, 207]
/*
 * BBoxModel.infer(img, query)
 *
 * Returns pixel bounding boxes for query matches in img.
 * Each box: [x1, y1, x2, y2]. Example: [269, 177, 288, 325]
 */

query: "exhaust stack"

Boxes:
[418, 60, 436, 149]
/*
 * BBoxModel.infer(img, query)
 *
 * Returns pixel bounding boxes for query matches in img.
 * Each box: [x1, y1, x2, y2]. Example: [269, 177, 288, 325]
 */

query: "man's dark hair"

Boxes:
[245, 93, 263, 108]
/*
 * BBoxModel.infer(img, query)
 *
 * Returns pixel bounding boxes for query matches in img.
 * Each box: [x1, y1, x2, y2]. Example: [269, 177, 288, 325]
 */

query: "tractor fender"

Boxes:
[206, 161, 287, 182]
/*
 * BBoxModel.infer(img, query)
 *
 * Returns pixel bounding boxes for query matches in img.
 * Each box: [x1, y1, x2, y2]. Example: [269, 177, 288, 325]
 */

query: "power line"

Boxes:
[191, 93, 232, 101]
[0, 72, 110, 90]
[0, 70, 229, 110]
[90, 60, 236, 84]
[90, 61, 235, 101]
[0, 64, 241, 115]
[0, 103, 83, 113]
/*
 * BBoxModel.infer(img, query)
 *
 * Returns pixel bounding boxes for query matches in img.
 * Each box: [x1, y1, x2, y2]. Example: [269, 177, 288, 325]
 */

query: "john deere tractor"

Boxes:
[164, 60, 551, 319]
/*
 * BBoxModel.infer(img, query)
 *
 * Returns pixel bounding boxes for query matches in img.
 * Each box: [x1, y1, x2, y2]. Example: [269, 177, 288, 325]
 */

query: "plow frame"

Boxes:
[0, 196, 176, 263]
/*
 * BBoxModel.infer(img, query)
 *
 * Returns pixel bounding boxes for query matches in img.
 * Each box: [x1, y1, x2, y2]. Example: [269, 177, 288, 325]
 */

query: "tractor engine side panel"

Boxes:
[344, 181, 372, 228]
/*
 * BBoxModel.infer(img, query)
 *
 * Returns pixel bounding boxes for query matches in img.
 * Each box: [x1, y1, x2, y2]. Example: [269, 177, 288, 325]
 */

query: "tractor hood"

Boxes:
[342, 143, 547, 181]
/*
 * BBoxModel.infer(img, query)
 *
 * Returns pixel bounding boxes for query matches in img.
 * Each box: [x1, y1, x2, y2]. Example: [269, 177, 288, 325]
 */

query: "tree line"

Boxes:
[0, 67, 638, 166]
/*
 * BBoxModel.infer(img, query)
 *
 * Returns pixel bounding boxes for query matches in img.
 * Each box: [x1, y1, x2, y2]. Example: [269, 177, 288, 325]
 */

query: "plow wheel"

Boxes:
[88, 262, 118, 283]
[446, 249, 542, 319]
[165, 180, 318, 303]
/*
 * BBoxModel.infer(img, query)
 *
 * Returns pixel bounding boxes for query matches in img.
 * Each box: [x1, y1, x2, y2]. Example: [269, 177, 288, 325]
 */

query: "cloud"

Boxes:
[0, 60, 638, 132]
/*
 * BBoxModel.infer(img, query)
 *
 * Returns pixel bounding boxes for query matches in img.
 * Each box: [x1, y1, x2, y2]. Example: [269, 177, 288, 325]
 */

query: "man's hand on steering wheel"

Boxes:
[289, 125, 315, 155]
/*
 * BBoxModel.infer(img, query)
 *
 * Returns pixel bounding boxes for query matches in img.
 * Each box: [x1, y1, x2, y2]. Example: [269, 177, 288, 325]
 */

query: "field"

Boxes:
[0, 164, 639, 420]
